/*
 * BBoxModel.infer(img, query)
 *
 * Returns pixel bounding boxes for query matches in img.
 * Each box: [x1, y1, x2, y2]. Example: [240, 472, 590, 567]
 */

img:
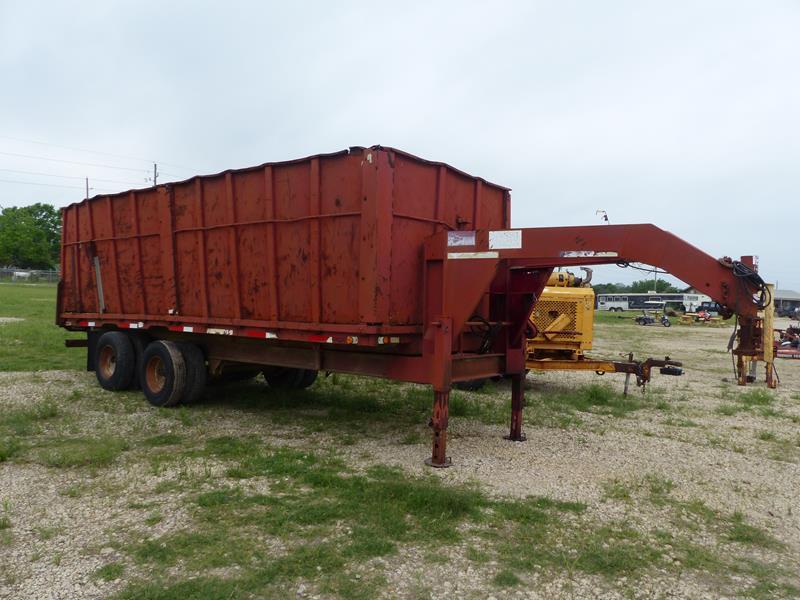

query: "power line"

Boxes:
[0, 168, 144, 186]
[0, 150, 154, 173]
[0, 134, 198, 172]
[0, 178, 112, 192]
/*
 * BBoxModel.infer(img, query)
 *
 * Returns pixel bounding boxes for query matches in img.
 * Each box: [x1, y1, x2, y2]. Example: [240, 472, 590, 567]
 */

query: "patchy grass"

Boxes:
[0, 401, 59, 436]
[725, 512, 782, 549]
[663, 416, 698, 427]
[493, 569, 521, 587]
[112, 445, 591, 596]
[110, 440, 798, 598]
[0, 438, 21, 462]
[0, 283, 84, 371]
[141, 433, 183, 447]
[715, 388, 778, 417]
[35, 435, 129, 468]
[144, 512, 163, 526]
[0, 400, 62, 463]
[523, 383, 656, 429]
[93, 562, 125, 582]
[602, 479, 633, 502]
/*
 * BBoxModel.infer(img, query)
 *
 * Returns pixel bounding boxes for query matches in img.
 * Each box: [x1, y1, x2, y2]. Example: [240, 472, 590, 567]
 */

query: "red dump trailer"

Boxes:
[58, 145, 772, 466]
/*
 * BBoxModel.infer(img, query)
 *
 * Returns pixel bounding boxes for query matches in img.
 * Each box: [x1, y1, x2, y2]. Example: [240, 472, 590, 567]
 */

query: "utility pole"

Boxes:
[153, 163, 158, 185]
[85, 177, 89, 199]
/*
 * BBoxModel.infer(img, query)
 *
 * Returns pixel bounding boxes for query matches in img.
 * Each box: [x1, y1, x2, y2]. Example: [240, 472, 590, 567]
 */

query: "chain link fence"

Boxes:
[0, 268, 60, 283]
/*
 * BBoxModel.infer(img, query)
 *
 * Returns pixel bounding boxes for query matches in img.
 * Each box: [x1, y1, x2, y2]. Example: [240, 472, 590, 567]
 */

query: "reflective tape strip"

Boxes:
[244, 330, 278, 339]
[167, 325, 193, 332]
[308, 334, 334, 343]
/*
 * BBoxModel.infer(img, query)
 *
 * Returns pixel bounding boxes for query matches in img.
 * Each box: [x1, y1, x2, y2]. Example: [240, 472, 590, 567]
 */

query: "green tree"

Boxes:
[592, 282, 630, 295]
[0, 203, 61, 269]
[628, 279, 680, 293]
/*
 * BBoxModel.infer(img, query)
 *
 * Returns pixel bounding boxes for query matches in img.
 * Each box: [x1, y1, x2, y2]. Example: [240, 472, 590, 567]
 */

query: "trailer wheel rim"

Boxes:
[145, 355, 166, 394]
[98, 345, 117, 379]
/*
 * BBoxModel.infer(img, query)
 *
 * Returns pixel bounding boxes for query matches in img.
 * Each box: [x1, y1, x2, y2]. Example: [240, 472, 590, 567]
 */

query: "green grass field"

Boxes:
[0, 283, 84, 371]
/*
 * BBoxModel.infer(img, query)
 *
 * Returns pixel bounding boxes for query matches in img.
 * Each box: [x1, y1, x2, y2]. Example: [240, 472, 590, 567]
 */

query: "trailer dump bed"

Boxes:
[58, 146, 509, 340]
[58, 145, 773, 466]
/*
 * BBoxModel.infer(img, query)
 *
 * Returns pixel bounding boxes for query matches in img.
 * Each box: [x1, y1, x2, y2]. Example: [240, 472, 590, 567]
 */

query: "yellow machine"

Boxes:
[526, 269, 682, 392]
[528, 273, 596, 360]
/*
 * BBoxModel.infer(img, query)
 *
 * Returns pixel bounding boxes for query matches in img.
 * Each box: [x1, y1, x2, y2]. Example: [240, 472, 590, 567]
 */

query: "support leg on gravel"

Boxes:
[426, 389, 451, 468]
[505, 373, 527, 442]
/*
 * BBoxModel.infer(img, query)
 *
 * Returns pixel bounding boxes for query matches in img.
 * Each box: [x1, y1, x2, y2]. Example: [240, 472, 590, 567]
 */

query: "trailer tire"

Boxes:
[94, 331, 136, 391]
[263, 367, 317, 390]
[177, 343, 207, 404]
[140, 341, 187, 408]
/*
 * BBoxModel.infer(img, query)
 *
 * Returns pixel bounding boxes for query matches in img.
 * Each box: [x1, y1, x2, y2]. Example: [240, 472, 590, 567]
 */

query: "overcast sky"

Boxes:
[1, 1, 798, 289]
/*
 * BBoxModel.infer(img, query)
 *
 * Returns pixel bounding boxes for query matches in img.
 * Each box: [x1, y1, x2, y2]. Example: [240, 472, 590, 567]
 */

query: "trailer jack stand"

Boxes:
[504, 374, 527, 442]
[426, 390, 452, 468]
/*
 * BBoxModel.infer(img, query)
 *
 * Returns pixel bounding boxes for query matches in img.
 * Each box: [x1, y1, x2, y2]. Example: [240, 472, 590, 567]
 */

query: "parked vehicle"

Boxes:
[635, 311, 672, 327]
[56, 145, 774, 466]
[695, 301, 724, 316]
[633, 302, 671, 327]
[597, 293, 710, 312]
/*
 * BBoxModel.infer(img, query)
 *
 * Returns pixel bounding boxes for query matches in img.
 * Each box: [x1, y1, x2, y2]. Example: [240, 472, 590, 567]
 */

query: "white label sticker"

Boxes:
[559, 251, 619, 258]
[447, 231, 476, 247]
[489, 230, 522, 249]
[447, 251, 499, 260]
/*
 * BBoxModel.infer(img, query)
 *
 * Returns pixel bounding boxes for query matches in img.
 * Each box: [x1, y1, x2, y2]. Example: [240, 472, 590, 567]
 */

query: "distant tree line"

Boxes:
[0, 203, 61, 269]
[593, 280, 681, 295]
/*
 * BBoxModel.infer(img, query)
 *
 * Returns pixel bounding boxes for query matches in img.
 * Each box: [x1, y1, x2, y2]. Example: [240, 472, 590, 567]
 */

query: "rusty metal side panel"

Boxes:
[233, 169, 273, 321]
[58, 146, 511, 334]
[274, 161, 312, 322]
[319, 154, 362, 324]
[173, 182, 204, 317]
[76, 203, 97, 313]
[136, 189, 165, 316]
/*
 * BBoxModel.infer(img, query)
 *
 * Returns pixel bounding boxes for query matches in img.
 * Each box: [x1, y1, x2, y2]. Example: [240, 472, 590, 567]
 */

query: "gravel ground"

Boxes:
[1, 317, 799, 599]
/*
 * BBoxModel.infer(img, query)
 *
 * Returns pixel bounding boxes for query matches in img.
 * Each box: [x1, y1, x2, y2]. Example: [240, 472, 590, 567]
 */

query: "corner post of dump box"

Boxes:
[357, 148, 393, 324]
